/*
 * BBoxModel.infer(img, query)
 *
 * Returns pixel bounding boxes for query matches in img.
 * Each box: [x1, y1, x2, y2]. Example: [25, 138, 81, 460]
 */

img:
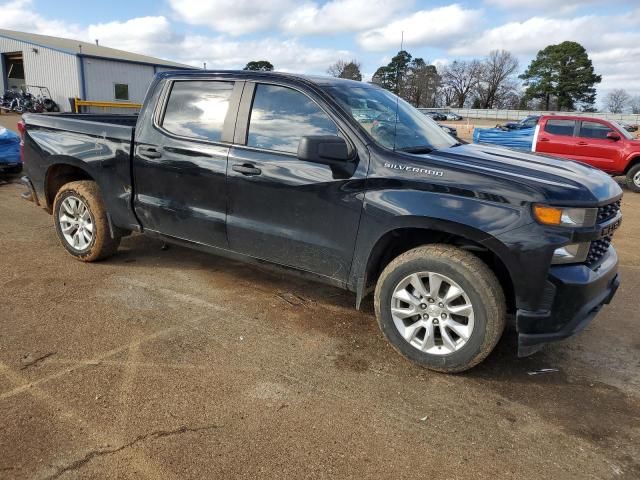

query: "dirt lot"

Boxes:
[1, 146, 640, 479]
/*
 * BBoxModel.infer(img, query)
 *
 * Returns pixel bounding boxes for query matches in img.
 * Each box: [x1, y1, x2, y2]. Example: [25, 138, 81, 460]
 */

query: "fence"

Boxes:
[418, 107, 640, 124]
[73, 98, 142, 114]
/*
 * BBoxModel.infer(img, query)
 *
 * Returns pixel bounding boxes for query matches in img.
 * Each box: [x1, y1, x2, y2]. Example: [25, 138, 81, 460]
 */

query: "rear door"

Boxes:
[133, 78, 242, 247]
[225, 82, 367, 283]
[573, 120, 622, 172]
[535, 118, 577, 159]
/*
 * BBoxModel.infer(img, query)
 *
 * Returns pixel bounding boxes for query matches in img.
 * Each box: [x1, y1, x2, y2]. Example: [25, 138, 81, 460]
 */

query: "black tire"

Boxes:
[374, 244, 506, 373]
[625, 164, 640, 193]
[53, 180, 120, 262]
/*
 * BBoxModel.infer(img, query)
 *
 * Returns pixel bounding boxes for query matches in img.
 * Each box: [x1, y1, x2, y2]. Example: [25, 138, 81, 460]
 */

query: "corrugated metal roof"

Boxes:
[0, 28, 195, 69]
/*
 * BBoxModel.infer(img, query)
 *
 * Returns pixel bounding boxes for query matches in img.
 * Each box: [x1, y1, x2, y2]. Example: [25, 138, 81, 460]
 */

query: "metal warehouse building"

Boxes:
[0, 28, 195, 112]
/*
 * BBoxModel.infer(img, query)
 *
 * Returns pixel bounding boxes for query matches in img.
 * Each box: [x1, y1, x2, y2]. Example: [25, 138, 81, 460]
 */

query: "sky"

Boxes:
[0, 0, 639, 105]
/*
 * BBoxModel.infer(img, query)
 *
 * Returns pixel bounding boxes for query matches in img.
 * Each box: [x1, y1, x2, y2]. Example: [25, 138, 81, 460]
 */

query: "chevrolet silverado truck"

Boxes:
[19, 71, 622, 372]
[533, 115, 640, 192]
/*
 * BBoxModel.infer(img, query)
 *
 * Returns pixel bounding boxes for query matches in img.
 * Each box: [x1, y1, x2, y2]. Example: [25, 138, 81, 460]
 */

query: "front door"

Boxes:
[133, 79, 241, 247]
[573, 120, 622, 172]
[226, 82, 366, 283]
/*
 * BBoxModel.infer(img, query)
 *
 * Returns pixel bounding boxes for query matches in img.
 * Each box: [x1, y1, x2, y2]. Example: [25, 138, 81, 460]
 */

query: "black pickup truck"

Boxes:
[19, 71, 622, 372]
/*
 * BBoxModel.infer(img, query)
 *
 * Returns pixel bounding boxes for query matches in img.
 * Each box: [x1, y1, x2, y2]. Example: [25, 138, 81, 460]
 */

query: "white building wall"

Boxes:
[0, 37, 81, 112]
[82, 57, 157, 112]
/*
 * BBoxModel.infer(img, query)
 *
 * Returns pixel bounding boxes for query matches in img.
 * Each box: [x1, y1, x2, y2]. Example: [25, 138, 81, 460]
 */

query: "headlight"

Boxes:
[533, 204, 597, 227]
[552, 242, 590, 264]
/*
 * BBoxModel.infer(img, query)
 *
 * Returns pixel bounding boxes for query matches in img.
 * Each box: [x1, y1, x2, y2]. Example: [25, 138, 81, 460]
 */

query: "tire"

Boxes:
[625, 164, 640, 193]
[53, 180, 120, 262]
[374, 244, 506, 373]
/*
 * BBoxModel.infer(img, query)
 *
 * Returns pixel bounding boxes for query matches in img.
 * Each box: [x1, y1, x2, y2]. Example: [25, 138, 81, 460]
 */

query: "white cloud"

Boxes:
[281, 0, 411, 35]
[357, 4, 481, 52]
[168, 0, 296, 36]
[0, 0, 350, 74]
[87, 17, 182, 56]
[448, 12, 640, 98]
[485, 0, 605, 14]
[178, 36, 351, 72]
[0, 0, 80, 37]
[590, 47, 640, 99]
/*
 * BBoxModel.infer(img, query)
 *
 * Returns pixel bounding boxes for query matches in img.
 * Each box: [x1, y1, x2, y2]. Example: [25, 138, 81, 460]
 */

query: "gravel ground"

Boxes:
[1, 154, 639, 478]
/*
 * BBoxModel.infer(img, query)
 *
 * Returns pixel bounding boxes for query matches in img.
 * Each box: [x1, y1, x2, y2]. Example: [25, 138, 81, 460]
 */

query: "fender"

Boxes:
[349, 214, 521, 309]
[623, 154, 640, 174]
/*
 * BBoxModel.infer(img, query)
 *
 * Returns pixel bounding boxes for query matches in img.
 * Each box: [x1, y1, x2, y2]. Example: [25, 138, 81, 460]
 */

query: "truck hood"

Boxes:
[426, 143, 622, 205]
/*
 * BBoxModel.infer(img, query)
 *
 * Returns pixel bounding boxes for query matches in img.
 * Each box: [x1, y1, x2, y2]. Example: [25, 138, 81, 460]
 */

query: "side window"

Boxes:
[544, 119, 576, 136]
[247, 84, 338, 154]
[579, 121, 613, 140]
[114, 83, 129, 101]
[162, 80, 234, 142]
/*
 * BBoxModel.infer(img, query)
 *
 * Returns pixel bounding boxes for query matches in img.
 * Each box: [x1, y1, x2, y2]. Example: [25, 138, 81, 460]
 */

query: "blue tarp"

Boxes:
[0, 127, 20, 164]
[473, 127, 535, 151]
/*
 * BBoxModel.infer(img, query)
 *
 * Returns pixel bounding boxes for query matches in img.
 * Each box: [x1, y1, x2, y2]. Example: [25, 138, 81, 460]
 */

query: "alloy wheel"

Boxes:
[58, 195, 94, 251]
[390, 272, 475, 355]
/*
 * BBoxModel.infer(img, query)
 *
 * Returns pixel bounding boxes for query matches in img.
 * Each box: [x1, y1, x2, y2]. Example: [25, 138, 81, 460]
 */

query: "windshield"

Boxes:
[610, 121, 634, 140]
[323, 84, 457, 152]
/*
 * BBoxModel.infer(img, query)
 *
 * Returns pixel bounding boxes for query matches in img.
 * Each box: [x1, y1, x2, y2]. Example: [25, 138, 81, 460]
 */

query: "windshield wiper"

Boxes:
[396, 145, 433, 154]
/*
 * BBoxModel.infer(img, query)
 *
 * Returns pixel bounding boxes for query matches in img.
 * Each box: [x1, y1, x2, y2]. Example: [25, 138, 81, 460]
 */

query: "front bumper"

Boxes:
[516, 246, 619, 356]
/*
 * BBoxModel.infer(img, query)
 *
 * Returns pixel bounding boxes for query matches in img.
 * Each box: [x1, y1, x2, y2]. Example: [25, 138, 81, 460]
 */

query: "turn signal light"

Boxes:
[533, 205, 562, 225]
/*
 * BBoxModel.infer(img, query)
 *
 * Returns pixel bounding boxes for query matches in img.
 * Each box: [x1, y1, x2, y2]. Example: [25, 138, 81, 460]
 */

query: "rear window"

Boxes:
[544, 119, 575, 136]
[579, 121, 613, 140]
[162, 80, 234, 142]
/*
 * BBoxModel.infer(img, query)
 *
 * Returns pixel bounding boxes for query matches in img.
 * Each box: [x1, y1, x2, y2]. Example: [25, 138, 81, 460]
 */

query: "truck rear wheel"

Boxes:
[374, 244, 506, 373]
[625, 163, 640, 193]
[53, 181, 120, 262]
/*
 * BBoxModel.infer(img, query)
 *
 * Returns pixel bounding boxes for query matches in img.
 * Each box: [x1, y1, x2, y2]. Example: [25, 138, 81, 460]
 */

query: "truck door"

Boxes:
[225, 82, 367, 283]
[535, 118, 577, 159]
[573, 120, 622, 172]
[133, 79, 242, 248]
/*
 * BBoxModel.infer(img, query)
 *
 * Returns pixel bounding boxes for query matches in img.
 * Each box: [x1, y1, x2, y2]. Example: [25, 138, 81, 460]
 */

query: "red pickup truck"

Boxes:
[533, 115, 640, 192]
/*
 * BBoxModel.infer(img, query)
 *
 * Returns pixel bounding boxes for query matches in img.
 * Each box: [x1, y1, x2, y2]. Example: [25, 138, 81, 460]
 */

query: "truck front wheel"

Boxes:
[53, 181, 121, 262]
[374, 244, 506, 373]
[625, 163, 640, 193]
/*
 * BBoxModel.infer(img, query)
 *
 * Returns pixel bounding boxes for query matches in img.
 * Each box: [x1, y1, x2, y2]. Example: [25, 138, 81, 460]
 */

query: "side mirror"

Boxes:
[607, 131, 621, 141]
[297, 135, 351, 165]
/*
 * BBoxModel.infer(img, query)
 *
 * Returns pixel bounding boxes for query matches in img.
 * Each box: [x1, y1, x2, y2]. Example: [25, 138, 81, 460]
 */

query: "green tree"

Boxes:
[327, 60, 362, 81]
[243, 60, 274, 71]
[372, 50, 412, 94]
[520, 41, 601, 111]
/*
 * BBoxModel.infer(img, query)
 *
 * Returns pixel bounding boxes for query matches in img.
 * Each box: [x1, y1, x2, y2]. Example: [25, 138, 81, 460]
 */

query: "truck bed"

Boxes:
[21, 112, 139, 231]
[22, 113, 137, 141]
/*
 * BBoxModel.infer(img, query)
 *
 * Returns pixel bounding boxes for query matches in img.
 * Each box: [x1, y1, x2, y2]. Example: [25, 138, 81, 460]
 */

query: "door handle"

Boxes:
[577, 141, 588, 146]
[232, 163, 262, 176]
[539, 137, 550, 142]
[138, 146, 162, 159]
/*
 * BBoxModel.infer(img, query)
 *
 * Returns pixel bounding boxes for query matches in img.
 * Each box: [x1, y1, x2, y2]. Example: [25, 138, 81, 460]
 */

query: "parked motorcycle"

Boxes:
[1, 85, 59, 113]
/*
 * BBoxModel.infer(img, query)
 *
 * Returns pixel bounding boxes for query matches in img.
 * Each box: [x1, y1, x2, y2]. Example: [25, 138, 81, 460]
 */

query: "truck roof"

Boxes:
[539, 114, 611, 122]
[155, 70, 372, 88]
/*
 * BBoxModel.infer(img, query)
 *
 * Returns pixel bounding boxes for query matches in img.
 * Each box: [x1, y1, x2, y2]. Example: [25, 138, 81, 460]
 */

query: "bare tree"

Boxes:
[402, 59, 440, 107]
[439, 86, 456, 107]
[475, 50, 519, 109]
[327, 59, 362, 81]
[630, 95, 640, 114]
[605, 89, 631, 113]
[441, 60, 482, 108]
